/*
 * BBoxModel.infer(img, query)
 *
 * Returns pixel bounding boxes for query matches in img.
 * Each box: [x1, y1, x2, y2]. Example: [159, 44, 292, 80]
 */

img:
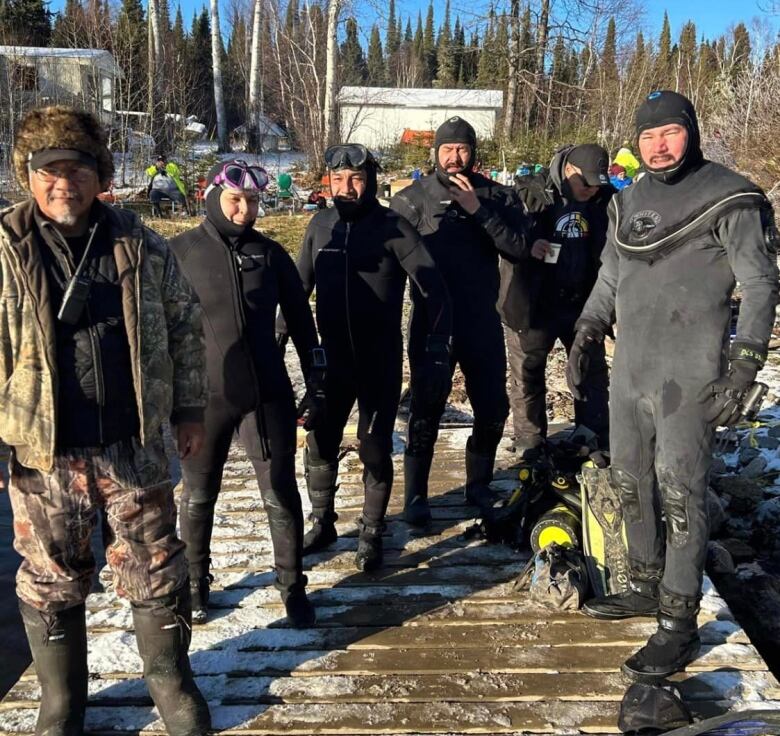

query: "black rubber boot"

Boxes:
[403, 452, 434, 528]
[583, 576, 660, 620]
[131, 587, 211, 736]
[302, 452, 339, 555]
[19, 601, 88, 736]
[189, 571, 214, 626]
[355, 518, 385, 572]
[464, 437, 496, 510]
[622, 589, 701, 681]
[277, 573, 316, 628]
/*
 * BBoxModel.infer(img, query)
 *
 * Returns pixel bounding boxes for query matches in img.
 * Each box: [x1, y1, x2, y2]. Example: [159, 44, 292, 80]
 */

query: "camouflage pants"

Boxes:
[8, 435, 188, 612]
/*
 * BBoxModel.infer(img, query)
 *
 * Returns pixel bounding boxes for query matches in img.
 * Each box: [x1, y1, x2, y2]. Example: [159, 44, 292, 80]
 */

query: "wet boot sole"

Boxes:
[621, 641, 701, 682]
[582, 604, 659, 620]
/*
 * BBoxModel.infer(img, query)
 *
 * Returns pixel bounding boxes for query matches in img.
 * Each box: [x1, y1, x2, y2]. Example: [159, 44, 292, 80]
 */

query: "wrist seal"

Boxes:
[729, 341, 767, 368]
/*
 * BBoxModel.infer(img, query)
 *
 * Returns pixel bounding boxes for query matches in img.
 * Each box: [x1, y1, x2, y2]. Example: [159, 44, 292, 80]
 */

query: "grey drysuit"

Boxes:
[579, 160, 779, 601]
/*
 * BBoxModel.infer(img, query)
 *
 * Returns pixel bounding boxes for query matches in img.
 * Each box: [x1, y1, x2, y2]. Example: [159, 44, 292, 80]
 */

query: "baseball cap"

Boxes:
[28, 148, 98, 171]
[566, 144, 610, 187]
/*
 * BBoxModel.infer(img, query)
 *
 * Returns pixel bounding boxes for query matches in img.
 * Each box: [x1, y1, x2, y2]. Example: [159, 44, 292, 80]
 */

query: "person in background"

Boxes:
[146, 153, 190, 216]
[609, 163, 632, 190]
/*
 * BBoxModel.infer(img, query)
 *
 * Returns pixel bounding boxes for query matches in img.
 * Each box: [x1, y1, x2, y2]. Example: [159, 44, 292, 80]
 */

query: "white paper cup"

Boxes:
[544, 242, 562, 264]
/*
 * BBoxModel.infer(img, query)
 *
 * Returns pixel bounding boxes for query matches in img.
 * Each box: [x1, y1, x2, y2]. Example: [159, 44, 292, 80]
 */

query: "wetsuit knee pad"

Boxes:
[470, 420, 506, 455]
[657, 469, 692, 550]
[407, 413, 439, 456]
[611, 468, 642, 525]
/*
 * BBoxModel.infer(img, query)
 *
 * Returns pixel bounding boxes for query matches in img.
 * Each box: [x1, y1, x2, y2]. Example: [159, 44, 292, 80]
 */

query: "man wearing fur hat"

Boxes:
[0, 106, 210, 735]
[391, 116, 529, 526]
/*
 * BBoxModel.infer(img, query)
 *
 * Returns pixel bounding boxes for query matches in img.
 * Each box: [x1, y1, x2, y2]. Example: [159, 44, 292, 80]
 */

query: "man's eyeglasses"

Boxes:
[33, 165, 95, 184]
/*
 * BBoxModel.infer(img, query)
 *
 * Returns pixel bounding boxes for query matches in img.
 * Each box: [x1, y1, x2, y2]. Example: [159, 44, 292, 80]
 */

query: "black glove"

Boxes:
[566, 319, 605, 402]
[698, 359, 759, 427]
[297, 348, 327, 431]
[416, 334, 452, 410]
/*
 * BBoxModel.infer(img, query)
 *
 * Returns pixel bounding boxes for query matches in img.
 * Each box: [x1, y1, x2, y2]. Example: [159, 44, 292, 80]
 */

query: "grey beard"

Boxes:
[50, 210, 78, 227]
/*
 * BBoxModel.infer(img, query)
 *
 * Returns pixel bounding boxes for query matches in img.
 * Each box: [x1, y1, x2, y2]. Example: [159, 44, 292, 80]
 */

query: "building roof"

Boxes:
[0, 46, 121, 75]
[338, 86, 503, 109]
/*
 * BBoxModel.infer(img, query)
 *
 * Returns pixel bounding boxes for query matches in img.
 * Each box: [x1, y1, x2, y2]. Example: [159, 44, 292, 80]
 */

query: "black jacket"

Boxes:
[391, 172, 528, 350]
[35, 205, 139, 449]
[498, 148, 613, 331]
[170, 220, 318, 409]
[287, 199, 451, 376]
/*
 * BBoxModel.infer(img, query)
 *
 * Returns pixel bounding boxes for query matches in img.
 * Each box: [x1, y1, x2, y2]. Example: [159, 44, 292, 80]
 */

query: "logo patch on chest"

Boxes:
[554, 212, 590, 238]
[629, 210, 661, 240]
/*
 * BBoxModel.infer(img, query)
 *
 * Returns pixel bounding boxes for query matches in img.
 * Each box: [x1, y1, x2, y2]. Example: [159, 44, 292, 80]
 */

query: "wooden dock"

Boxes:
[1, 426, 779, 734]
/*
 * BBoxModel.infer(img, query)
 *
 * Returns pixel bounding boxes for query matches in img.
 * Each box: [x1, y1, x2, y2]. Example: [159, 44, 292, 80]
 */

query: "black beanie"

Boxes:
[635, 90, 703, 183]
[434, 116, 477, 185]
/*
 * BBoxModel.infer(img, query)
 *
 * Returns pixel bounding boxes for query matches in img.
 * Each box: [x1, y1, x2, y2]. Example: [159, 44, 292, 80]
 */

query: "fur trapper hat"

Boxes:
[13, 106, 114, 190]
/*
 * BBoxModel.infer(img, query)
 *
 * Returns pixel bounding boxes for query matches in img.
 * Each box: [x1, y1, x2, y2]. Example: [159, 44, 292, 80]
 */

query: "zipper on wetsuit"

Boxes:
[343, 222, 357, 358]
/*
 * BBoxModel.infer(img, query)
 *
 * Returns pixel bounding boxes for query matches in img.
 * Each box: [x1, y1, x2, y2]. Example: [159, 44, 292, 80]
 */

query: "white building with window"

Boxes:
[337, 86, 503, 149]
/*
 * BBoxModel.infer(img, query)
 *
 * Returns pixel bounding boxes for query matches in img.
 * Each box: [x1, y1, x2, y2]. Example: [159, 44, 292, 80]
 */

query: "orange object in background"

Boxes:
[401, 129, 434, 147]
[320, 173, 330, 187]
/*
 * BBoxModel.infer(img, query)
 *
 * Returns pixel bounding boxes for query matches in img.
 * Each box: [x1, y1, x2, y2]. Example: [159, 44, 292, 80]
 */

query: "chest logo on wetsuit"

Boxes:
[629, 210, 661, 240]
[554, 211, 590, 238]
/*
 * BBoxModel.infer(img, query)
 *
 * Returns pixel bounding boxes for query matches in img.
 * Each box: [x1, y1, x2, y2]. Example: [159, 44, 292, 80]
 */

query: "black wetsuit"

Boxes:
[499, 148, 611, 450]
[391, 172, 528, 475]
[170, 217, 318, 592]
[290, 197, 451, 526]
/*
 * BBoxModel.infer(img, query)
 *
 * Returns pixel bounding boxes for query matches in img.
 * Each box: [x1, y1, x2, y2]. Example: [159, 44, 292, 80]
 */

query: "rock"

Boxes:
[711, 475, 764, 514]
[752, 497, 780, 551]
[756, 434, 780, 450]
[739, 447, 761, 466]
[741, 455, 768, 479]
[719, 537, 756, 563]
[707, 488, 726, 536]
[768, 425, 780, 439]
[707, 541, 736, 575]
[710, 456, 728, 475]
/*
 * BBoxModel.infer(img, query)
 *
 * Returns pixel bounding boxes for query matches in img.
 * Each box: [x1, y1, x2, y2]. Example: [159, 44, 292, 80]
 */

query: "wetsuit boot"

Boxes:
[464, 437, 496, 510]
[583, 573, 661, 620]
[355, 518, 385, 572]
[131, 587, 211, 736]
[276, 572, 316, 628]
[403, 452, 434, 528]
[19, 601, 88, 736]
[179, 493, 217, 626]
[302, 452, 339, 554]
[189, 569, 214, 626]
[622, 589, 701, 681]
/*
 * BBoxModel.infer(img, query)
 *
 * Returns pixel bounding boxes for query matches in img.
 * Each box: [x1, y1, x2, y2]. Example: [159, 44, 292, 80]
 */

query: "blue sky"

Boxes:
[48, 0, 775, 45]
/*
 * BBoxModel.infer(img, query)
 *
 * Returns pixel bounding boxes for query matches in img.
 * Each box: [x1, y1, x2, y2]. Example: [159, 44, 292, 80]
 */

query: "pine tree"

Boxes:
[114, 0, 147, 113]
[367, 24, 386, 85]
[190, 7, 215, 128]
[50, 0, 86, 46]
[340, 17, 367, 85]
[654, 11, 672, 87]
[519, 6, 534, 73]
[476, 8, 496, 86]
[386, 0, 399, 55]
[422, 0, 436, 85]
[676, 21, 697, 94]
[731, 22, 751, 71]
[435, 0, 455, 87]
[1, 0, 52, 45]
[452, 17, 464, 83]
[600, 16, 618, 90]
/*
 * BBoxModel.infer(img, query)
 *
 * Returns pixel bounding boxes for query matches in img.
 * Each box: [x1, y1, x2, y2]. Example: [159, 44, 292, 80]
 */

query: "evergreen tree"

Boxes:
[114, 0, 147, 110]
[731, 22, 751, 71]
[476, 9, 496, 86]
[654, 11, 672, 87]
[1, 0, 52, 45]
[676, 21, 698, 94]
[340, 17, 367, 85]
[404, 17, 413, 45]
[50, 0, 86, 46]
[519, 6, 534, 73]
[190, 7, 215, 127]
[422, 0, 436, 85]
[600, 16, 618, 90]
[452, 17, 464, 83]
[386, 0, 399, 55]
[367, 24, 386, 85]
[435, 0, 456, 86]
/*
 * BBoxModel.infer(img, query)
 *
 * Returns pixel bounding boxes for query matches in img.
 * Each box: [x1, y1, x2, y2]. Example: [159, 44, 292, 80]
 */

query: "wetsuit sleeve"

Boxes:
[390, 189, 423, 230]
[391, 217, 453, 338]
[715, 205, 779, 360]
[471, 187, 530, 263]
[275, 221, 316, 338]
[578, 206, 619, 331]
[274, 242, 319, 373]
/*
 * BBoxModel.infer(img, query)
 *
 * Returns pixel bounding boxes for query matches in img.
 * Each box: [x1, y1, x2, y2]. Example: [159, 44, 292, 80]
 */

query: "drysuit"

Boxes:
[391, 117, 529, 506]
[170, 189, 319, 595]
[499, 146, 612, 451]
[287, 168, 452, 532]
[578, 94, 779, 606]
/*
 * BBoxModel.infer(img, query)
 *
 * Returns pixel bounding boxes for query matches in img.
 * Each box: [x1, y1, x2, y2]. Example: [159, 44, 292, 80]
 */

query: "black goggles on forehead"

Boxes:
[324, 144, 381, 172]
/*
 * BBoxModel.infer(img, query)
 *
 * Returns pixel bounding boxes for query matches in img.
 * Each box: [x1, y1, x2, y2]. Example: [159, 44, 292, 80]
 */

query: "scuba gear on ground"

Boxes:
[529, 503, 581, 553]
[618, 681, 692, 735]
[20, 601, 89, 736]
[663, 710, 780, 736]
[324, 144, 380, 172]
[583, 575, 661, 619]
[698, 359, 762, 427]
[355, 518, 385, 571]
[190, 572, 214, 625]
[515, 541, 589, 611]
[635, 90, 703, 183]
[566, 318, 606, 401]
[580, 460, 630, 599]
[131, 587, 212, 736]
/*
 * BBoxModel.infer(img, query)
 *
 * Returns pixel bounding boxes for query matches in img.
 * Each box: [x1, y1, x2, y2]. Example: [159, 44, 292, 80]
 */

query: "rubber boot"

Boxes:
[403, 452, 434, 528]
[131, 587, 211, 736]
[276, 572, 316, 628]
[355, 518, 385, 572]
[189, 570, 214, 626]
[622, 589, 701, 681]
[464, 437, 496, 510]
[302, 453, 339, 555]
[583, 575, 661, 620]
[19, 601, 88, 736]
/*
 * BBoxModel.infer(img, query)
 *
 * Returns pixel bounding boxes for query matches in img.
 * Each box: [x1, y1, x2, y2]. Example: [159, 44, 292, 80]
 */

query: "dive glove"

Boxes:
[298, 348, 327, 431]
[418, 334, 453, 409]
[699, 359, 759, 428]
[566, 319, 605, 402]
